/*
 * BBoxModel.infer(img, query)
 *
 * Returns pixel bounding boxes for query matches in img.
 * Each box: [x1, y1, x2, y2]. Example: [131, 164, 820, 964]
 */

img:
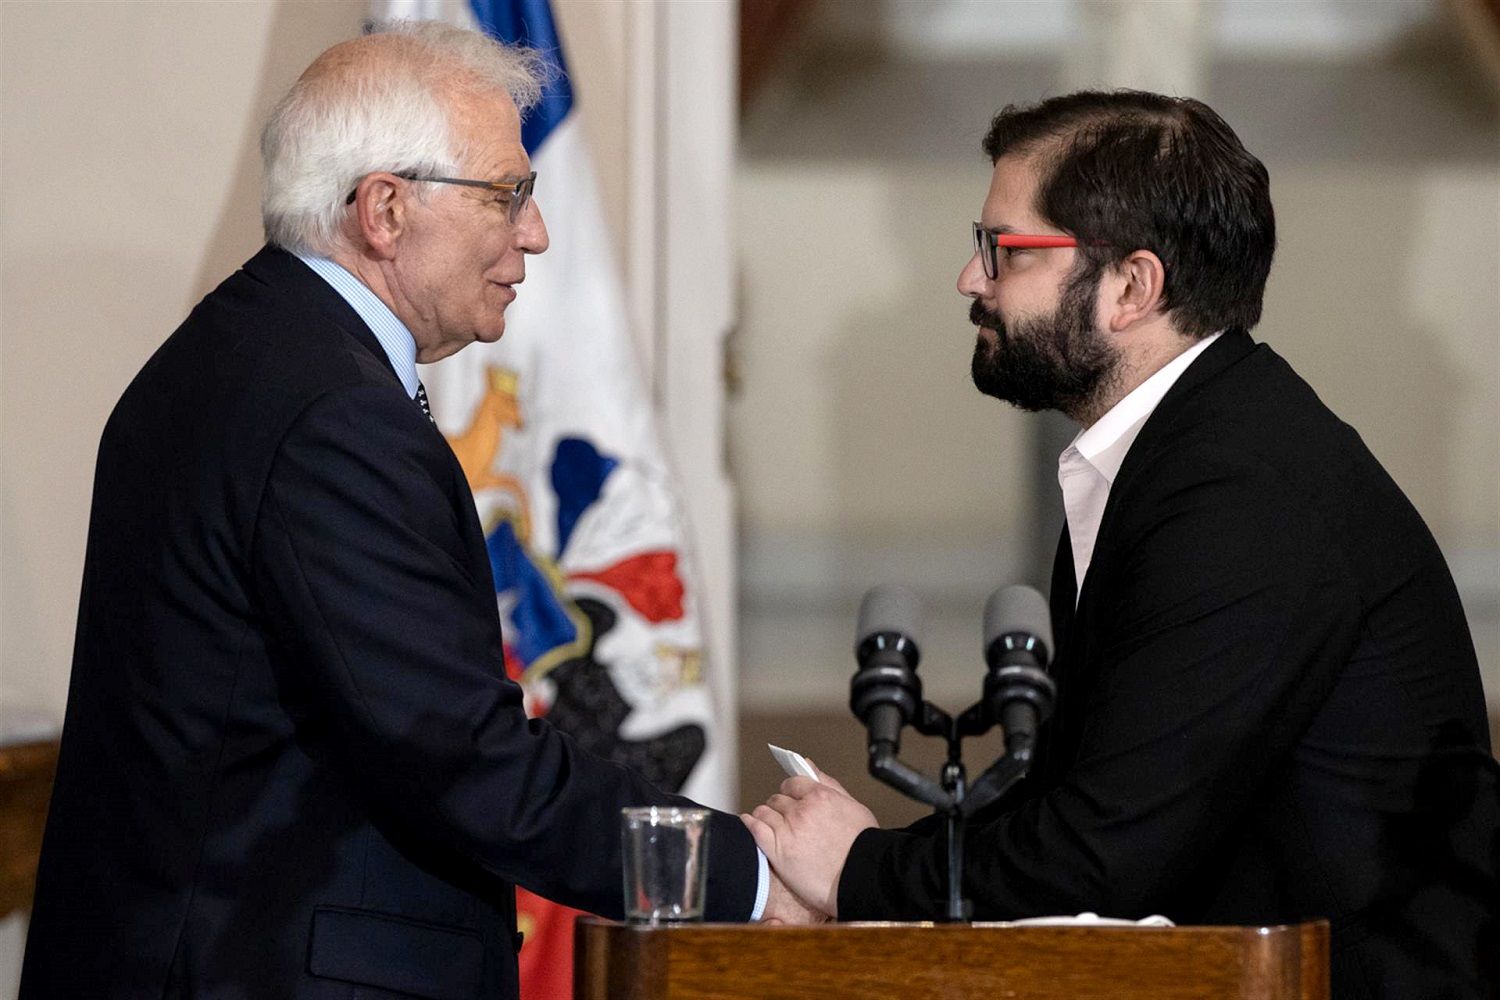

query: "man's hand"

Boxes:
[759, 865, 830, 925]
[741, 764, 877, 918]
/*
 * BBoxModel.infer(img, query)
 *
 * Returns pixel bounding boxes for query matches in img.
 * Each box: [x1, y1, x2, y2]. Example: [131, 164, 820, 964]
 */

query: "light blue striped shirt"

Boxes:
[295, 254, 420, 399]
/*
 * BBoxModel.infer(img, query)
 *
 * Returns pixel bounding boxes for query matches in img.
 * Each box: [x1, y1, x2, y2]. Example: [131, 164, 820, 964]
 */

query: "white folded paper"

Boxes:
[768, 743, 819, 781]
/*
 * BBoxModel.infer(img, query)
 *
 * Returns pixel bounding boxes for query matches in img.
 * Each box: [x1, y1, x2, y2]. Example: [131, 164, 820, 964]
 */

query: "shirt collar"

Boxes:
[1067, 331, 1223, 483]
[295, 253, 420, 399]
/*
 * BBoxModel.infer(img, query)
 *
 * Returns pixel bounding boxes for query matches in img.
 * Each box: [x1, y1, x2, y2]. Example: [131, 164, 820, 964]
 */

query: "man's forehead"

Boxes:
[450, 88, 529, 173]
[980, 154, 1044, 230]
[449, 85, 520, 132]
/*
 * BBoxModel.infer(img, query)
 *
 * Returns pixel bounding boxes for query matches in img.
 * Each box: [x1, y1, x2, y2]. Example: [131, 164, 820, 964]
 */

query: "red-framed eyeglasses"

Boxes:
[972, 222, 1097, 279]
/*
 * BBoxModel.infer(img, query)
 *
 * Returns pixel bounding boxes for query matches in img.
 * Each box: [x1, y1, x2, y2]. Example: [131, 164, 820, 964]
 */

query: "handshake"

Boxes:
[741, 757, 877, 925]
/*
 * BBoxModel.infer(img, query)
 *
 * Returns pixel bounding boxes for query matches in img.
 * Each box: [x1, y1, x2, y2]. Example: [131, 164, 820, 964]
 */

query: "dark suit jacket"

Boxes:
[839, 330, 1499, 998]
[22, 247, 757, 999]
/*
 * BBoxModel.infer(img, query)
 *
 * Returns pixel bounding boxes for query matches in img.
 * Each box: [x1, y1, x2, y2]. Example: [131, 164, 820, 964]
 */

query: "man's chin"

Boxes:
[416, 328, 503, 364]
[970, 368, 1048, 412]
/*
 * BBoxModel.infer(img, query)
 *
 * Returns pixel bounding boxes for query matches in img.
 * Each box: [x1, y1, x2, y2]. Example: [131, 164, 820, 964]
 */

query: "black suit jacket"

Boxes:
[22, 247, 758, 999]
[839, 330, 1499, 998]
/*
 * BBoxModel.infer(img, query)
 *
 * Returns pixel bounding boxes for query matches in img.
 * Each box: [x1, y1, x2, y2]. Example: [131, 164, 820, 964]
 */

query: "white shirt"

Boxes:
[1058, 332, 1222, 600]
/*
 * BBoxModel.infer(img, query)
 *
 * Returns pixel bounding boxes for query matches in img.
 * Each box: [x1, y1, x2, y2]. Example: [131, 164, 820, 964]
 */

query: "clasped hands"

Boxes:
[741, 762, 877, 925]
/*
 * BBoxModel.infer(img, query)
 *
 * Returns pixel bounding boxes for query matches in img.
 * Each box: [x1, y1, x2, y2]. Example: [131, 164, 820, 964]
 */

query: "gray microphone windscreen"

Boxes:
[983, 585, 1052, 652]
[856, 584, 923, 647]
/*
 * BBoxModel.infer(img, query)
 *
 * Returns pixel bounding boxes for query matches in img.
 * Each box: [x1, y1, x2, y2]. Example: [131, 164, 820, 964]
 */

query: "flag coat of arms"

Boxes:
[374, 2, 732, 997]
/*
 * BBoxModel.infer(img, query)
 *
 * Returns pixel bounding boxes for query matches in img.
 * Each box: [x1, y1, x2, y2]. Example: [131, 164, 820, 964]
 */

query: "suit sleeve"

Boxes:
[839, 442, 1363, 919]
[250, 384, 756, 920]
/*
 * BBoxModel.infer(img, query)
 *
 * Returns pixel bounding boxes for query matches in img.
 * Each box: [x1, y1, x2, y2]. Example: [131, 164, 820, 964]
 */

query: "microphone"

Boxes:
[981, 585, 1057, 759]
[850, 584, 924, 754]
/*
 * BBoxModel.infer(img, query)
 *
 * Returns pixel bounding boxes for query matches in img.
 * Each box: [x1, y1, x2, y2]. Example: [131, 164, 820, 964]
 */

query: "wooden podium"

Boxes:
[575, 917, 1329, 1000]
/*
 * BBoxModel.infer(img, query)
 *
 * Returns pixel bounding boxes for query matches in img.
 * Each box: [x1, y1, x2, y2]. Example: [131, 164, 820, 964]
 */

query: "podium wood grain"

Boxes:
[575, 918, 1329, 1000]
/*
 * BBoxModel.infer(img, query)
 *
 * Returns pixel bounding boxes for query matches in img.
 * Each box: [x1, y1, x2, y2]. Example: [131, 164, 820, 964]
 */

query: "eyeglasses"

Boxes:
[345, 171, 538, 223]
[972, 222, 1092, 280]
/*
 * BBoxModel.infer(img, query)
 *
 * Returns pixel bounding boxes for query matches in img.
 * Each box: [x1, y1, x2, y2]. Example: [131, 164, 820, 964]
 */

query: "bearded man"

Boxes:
[747, 91, 1499, 1000]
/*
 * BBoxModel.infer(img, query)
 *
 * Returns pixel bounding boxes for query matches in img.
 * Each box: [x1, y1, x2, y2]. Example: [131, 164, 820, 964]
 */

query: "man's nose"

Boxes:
[957, 251, 987, 297]
[518, 199, 549, 254]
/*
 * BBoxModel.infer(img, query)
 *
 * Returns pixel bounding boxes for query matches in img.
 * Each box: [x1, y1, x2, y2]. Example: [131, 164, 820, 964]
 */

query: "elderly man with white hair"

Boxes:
[23, 23, 810, 999]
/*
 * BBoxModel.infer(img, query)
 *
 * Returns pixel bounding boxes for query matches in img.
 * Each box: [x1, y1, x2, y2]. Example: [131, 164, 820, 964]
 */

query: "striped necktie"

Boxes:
[415, 382, 435, 424]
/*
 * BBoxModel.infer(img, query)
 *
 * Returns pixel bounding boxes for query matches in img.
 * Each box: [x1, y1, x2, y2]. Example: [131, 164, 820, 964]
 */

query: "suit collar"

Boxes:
[1152, 326, 1256, 409]
[1066, 327, 1258, 615]
[240, 245, 400, 384]
[1108, 327, 1257, 496]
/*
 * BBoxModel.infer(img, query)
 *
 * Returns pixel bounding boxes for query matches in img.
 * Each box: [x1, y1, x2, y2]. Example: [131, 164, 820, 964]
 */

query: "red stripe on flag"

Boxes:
[569, 550, 685, 623]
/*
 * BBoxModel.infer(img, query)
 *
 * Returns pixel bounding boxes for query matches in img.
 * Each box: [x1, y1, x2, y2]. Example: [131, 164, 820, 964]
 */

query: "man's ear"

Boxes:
[349, 173, 406, 261]
[1106, 250, 1166, 333]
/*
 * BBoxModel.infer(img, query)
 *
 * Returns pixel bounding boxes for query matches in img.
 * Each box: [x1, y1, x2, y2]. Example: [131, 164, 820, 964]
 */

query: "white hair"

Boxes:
[260, 20, 548, 256]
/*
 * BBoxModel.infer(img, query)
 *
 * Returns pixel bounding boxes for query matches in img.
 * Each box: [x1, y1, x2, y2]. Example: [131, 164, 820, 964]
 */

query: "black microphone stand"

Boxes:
[864, 697, 1036, 922]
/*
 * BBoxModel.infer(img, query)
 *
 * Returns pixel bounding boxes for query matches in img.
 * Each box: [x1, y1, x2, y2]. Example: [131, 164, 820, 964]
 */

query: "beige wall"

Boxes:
[2, 0, 357, 714]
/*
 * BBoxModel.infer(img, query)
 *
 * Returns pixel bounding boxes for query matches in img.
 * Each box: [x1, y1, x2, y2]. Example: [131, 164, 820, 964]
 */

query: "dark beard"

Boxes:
[968, 271, 1119, 417]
